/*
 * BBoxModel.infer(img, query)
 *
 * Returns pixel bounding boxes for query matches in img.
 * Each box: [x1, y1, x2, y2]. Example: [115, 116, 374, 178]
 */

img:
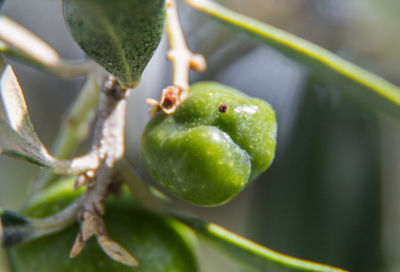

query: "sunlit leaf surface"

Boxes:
[63, 0, 165, 88]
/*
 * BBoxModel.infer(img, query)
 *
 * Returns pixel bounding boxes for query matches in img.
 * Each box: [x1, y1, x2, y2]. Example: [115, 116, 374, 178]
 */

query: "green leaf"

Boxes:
[0, 54, 54, 167]
[173, 213, 348, 272]
[63, 0, 166, 88]
[185, 0, 400, 120]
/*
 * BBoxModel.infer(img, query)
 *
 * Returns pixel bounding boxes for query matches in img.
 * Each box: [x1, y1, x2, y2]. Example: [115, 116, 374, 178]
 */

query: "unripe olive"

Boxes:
[141, 81, 277, 206]
[7, 180, 198, 272]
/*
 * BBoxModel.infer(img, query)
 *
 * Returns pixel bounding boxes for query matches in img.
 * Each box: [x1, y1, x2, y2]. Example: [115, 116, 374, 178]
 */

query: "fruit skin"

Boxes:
[7, 180, 198, 272]
[63, 0, 165, 88]
[141, 81, 277, 206]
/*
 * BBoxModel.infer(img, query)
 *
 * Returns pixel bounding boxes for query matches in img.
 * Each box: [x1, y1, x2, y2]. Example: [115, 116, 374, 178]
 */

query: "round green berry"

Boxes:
[141, 81, 277, 206]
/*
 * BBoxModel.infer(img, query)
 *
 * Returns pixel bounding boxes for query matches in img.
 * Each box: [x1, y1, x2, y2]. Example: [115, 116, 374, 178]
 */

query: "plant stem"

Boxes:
[151, 0, 206, 115]
[65, 78, 138, 266]
[23, 76, 126, 228]
[0, 16, 94, 78]
[31, 197, 84, 239]
[12, 77, 135, 265]
[166, 0, 195, 94]
[172, 213, 349, 272]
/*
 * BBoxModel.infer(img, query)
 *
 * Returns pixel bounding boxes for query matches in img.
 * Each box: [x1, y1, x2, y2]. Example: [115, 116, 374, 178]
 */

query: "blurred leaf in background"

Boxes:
[249, 81, 384, 271]
[184, 0, 400, 271]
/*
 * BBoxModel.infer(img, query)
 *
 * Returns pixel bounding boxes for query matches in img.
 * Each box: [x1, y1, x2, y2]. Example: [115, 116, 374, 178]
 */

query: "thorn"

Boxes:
[80, 210, 98, 241]
[97, 234, 138, 267]
[70, 232, 85, 258]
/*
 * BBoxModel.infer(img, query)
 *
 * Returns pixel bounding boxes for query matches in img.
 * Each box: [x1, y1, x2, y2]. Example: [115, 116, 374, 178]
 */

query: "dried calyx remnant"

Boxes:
[218, 104, 228, 113]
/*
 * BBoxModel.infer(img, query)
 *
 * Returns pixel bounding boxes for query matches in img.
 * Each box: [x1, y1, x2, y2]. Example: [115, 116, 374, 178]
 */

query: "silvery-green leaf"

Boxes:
[0, 54, 54, 167]
[63, 0, 166, 88]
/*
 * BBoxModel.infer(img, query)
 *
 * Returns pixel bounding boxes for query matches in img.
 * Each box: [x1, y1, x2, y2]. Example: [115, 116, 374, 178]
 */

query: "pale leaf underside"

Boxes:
[0, 54, 54, 167]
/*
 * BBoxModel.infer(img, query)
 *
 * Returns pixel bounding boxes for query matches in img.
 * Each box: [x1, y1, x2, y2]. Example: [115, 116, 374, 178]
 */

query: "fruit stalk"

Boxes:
[147, 0, 206, 114]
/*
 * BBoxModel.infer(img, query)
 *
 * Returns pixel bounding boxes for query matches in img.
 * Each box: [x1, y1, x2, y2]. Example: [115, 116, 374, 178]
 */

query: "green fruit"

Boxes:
[141, 81, 277, 206]
[7, 179, 198, 272]
[63, 0, 165, 88]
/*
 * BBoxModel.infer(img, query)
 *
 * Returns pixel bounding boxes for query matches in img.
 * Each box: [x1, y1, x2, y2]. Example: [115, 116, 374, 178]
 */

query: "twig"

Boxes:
[31, 197, 84, 239]
[15, 76, 137, 266]
[67, 76, 137, 266]
[166, 0, 206, 93]
[147, 0, 206, 115]
[0, 16, 94, 78]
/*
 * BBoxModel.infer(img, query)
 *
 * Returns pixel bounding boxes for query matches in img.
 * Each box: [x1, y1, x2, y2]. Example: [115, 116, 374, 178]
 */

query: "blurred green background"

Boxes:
[1, 0, 400, 271]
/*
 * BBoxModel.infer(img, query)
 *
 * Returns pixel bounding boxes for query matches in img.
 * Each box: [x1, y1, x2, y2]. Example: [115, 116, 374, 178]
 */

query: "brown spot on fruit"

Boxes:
[218, 104, 228, 113]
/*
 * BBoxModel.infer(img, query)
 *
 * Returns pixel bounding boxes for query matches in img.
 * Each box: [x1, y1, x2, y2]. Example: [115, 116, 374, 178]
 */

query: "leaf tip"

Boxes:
[69, 232, 85, 258]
